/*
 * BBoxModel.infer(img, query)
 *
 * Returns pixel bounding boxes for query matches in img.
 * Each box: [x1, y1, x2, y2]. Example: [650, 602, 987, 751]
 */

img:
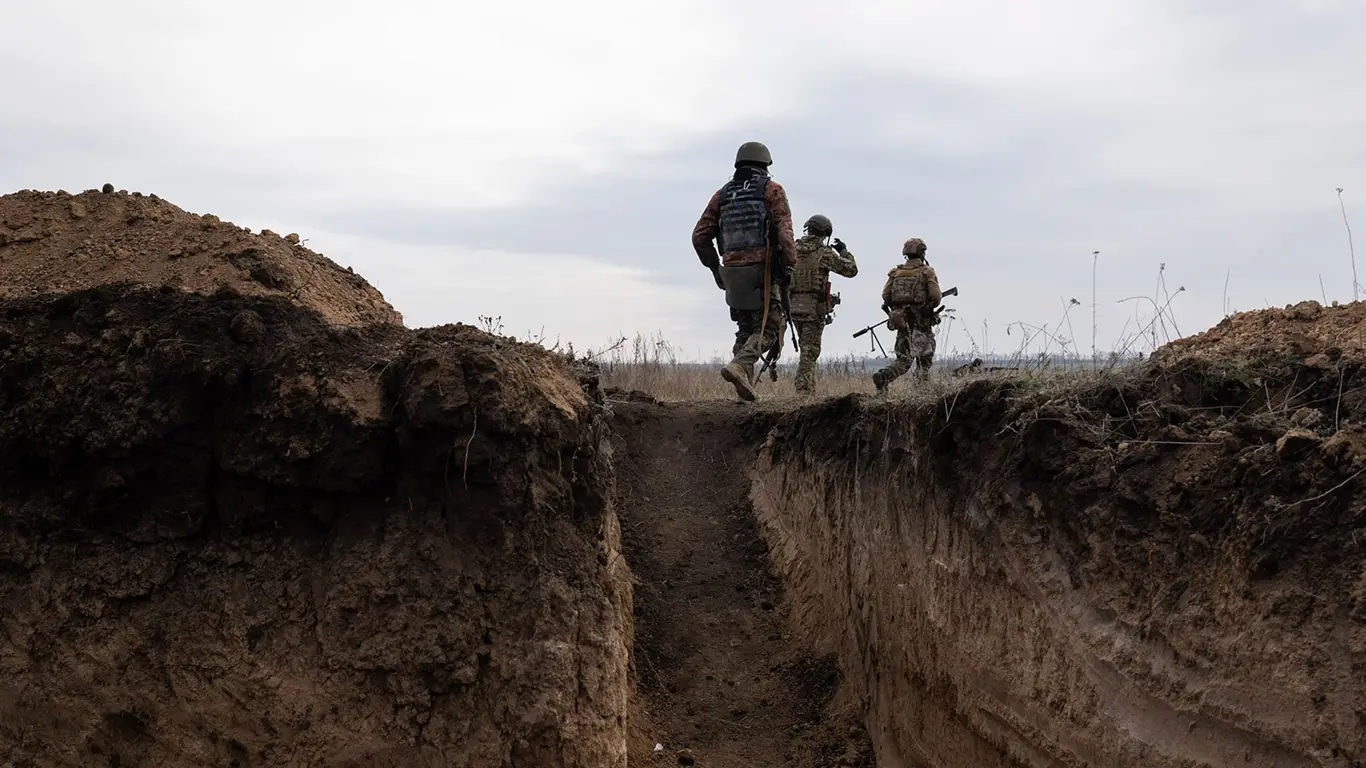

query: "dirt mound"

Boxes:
[0, 285, 628, 766]
[752, 350, 1365, 766]
[1154, 299, 1366, 365]
[0, 188, 402, 326]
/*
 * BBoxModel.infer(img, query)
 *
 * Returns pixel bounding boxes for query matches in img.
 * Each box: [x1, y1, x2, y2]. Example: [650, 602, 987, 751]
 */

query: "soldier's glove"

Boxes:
[710, 266, 725, 290]
[774, 264, 791, 286]
[832, 237, 846, 254]
[880, 302, 889, 315]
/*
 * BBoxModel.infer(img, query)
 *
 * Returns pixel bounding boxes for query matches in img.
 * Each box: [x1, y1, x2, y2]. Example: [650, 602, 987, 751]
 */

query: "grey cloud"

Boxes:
[3, 1, 1364, 357]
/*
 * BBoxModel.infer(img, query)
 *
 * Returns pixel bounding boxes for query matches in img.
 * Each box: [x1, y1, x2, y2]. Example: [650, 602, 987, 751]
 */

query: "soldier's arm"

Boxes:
[691, 190, 722, 268]
[822, 246, 858, 278]
[880, 270, 897, 304]
[765, 181, 799, 267]
[925, 266, 943, 305]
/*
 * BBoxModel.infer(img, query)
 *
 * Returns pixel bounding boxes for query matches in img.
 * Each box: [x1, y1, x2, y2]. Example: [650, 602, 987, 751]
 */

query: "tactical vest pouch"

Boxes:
[719, 263, 765, 310]
[788, 292, 822, 318]
[885, 271, 927, 306]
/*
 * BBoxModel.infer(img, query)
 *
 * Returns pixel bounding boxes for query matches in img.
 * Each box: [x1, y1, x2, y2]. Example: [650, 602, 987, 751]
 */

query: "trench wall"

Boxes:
[0, 286, 632, 767]
[750, 366, 1366, 768]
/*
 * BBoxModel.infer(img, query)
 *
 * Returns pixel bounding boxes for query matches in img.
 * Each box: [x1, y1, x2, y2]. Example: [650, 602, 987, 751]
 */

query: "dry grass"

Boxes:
[580, 330, 1146, 404]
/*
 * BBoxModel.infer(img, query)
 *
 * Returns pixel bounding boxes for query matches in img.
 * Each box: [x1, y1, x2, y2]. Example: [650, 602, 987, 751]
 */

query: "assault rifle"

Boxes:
[757, 293, 799, 381]
[852, 286, 958, 353]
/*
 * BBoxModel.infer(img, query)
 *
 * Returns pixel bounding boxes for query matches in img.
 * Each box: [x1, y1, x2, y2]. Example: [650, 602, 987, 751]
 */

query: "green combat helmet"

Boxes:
[902, 238, 927, 258]
[734, 141, 773, 167]
[803, 214, 833, 237]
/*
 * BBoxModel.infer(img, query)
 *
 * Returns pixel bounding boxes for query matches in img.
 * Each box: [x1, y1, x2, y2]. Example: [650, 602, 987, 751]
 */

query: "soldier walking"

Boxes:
[691, 141, 798, 402]
[788, 214, 858, 393]
[873, 238, 941, 391]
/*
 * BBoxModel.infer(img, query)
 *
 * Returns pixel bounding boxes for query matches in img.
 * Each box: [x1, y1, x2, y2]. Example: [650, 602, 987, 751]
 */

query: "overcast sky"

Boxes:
[3, 0, 1363, 361]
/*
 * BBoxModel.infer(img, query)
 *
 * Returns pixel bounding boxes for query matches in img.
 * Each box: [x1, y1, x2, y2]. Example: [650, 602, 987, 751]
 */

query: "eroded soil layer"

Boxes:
[753, 336, 1366, 766]
[0, 286, 630, 767]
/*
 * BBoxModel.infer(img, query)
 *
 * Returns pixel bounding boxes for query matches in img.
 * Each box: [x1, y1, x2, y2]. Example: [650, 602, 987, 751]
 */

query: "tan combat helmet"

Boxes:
[803, 214, 833, 237]
[902, 238, 927, 259]
[734, 141, 773, 167]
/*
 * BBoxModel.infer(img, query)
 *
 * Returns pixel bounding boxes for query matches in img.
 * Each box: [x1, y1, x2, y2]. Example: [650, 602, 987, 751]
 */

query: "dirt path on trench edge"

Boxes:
[608, 398, 872, 768]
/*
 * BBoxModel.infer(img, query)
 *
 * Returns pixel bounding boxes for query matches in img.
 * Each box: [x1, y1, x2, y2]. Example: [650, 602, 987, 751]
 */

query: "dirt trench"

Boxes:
[2, 189, 1364, 767]
[608, 399, 872, 767]
[604, 300, 1366, 768]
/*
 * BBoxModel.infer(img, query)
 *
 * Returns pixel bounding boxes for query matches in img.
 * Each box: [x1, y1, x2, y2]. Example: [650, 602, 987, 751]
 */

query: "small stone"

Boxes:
[285, 232, 300, 245]
[101, 183, 114, 194]
[261, 229, 278, 238]
[1276, 428, 1320, 460]
[168, 248, 184, 259]
[229, 310, 266, 345]
[1209, 429, 1239, 452]
[201, 214, 221, 230]
[69, 202, 87, 219]
[676, 748, 695, 766]
[1290, 408, 1325, 429]
[1305, 353, 1332, 369]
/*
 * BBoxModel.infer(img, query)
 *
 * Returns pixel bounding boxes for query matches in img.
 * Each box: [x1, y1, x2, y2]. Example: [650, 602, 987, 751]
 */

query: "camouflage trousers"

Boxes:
[729, 285, 786, 375]
[875, 325, 935, 386]
[791, 317, 826, 392]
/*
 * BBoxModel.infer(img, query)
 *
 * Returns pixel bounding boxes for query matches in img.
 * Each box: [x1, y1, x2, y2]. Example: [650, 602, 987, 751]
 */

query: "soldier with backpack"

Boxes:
[872, 238, 941, 391]
[691, 141, 799, 402]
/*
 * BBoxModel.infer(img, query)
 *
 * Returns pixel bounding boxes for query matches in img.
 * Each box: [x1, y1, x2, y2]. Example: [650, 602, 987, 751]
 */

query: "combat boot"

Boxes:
[721, 362, 757, 402]
[872, 371, 888, 393]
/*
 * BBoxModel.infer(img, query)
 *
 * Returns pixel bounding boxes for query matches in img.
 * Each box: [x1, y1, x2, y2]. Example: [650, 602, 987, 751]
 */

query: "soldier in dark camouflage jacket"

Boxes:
[692, 141, 799, 401]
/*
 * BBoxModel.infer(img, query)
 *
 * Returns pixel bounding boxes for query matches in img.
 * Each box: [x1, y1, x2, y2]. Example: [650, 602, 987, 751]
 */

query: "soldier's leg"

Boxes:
[732, 287, 784, 371]
[873, 329, 913, 391]
[730, 308, 751, 358]
[723, 288, 782, 401]
[908, 328, 936, 381]
[793, 318, 823, 392]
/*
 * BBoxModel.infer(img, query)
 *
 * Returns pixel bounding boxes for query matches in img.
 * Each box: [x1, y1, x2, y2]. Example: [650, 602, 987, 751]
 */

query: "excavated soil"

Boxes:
[0, 284, 631, 767]
[1154, 299, 1366, 364]
[0, 188, 402, 327]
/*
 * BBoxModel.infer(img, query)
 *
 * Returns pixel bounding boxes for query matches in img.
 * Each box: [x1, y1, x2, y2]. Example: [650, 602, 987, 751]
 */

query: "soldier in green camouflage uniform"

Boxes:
[788, 214, 858, 393]
[873, 238, 941, 391]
